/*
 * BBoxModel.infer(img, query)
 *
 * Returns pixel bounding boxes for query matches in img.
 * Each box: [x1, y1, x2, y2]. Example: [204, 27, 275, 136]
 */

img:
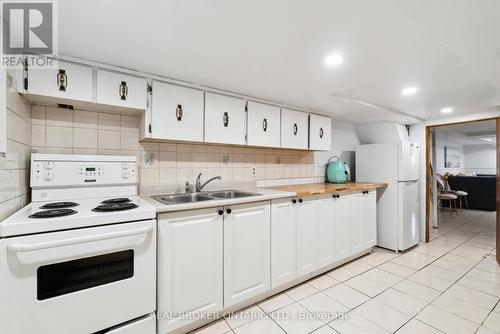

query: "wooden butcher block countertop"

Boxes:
[270, 182, 387, 197]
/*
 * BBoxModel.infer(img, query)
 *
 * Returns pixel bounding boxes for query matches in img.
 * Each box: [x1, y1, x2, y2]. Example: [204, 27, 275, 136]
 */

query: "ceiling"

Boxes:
[434, 119, 496, 145]
[58, 0, 500, 124]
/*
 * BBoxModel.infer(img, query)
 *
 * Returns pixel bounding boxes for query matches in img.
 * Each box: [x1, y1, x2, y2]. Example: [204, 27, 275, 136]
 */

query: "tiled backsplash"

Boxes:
[0, 80, 31, 220]
[31, 105, 325, 194]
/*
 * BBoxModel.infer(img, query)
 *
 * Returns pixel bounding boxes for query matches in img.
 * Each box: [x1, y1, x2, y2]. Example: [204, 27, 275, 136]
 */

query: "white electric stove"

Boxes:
[0, 154, 156, 334]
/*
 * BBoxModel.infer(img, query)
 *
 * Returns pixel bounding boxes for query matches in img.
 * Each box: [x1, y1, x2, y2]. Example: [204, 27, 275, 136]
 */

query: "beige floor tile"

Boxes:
[412, 244, 447, 258]
[407, 269, 455, 292]
[323, 283, 370, 309]
[308, 274, 340, 291]
[378, 261, 417, 278]
[286, 283, 319, 301]
[329, 311, 389, 334]
[259, 293, 295, 313]
[431, 293, 490, 324]
[445, 284, 499, 311]
[357, 251, 398, 267]
[451, 244, 489, 260]
[327, 267, 358, 282]
[344, 273, 391, 297]
[458, 276, 500, 298]
[343, 260, 373, 274]
[392, 252, 438, 270]
[233, 317, 285, 334]
[393, 280, 441, 303]
[225, 305, 266, 329]
[416, 304, 479, 334]
[271, 302, 325, 334]
[299, 292, 349, 321]
[375, 288, 427, 317]
[311, 325, 338, 334]
[483, 312, 500, 333]
[476, 326, 499, 334]
[363, 268, 404, 285]
[432, 257, 474, 275]
[191, 320, 232, 334]
[355, 299, 410, 332]
[395, 318, 443, 334]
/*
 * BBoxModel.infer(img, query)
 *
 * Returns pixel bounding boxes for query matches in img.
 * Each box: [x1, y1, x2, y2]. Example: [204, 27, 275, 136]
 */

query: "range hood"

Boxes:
[355, 122, 409, 144]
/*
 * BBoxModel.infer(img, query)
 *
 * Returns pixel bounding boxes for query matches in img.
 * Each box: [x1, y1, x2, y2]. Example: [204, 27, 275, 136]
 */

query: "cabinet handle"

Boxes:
[320, 128, 324, 138]
[262, 118, 268, 132]
[176, 104, 183, 121]
[298, 198, 303, 203]
[218, 209, 224, 215]
[226, 208, 232, 214]
[119, 81, 128, 100]
[292, 199, 297, 204]
[293, 123, 298, 135]
[223, 112, 229, 127]
[333, 194, 339, 199]
[56, 70, 67, 92]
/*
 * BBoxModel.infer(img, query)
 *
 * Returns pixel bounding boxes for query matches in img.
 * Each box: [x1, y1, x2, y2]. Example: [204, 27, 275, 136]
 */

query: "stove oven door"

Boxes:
[0, 219, 156, 334]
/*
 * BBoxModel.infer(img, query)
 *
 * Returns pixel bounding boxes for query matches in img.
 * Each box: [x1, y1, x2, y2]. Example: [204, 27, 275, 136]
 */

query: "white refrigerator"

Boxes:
[356, 141, 420, 251]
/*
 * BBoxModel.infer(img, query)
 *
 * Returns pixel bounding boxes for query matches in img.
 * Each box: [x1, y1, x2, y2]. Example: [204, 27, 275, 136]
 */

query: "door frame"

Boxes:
[424, 117, 499, 262]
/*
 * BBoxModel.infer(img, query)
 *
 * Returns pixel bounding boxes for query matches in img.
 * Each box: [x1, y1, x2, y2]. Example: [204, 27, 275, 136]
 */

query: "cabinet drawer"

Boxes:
[151, 81, 204, 142]
[27, 61, 93, 102]
[247, 101, 281, 148]
[309, 114, 331, 151]
[96, 70, 147, 109]
[281, 108, 309, 150]
[204, 92, 246, 145]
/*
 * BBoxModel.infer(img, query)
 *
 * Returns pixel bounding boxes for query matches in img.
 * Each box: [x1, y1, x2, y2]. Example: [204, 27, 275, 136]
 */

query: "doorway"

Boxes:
[425, 118, 499, 263]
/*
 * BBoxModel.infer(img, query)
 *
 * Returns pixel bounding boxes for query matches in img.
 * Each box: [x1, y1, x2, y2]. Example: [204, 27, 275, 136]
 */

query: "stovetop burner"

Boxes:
[92, 202, 138, 212]
[101, 198, 131, 204]
[40, 202, 79, 209]
[29, 209, 78, 219]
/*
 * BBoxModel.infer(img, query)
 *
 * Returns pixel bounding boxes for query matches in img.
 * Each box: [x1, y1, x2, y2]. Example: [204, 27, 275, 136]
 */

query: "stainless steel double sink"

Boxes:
[152, 190, 262, 205]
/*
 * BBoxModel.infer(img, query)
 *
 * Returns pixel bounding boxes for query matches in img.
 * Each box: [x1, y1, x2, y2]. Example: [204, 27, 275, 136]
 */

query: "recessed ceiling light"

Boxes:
[441, 107, 453, 114]
[401, 86, 418, 96]
[325, 53, 344, 67]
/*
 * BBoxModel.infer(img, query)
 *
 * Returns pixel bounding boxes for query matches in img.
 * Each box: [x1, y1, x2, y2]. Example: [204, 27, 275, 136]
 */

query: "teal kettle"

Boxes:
[325, 156, 348, 184]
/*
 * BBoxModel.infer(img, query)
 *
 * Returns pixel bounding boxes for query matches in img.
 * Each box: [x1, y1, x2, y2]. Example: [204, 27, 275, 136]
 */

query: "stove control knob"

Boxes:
[121, 163, 129, 170]
[43, 172, 54, 181]
[122, 171, 130, 179]
[44, 162, 54, 170]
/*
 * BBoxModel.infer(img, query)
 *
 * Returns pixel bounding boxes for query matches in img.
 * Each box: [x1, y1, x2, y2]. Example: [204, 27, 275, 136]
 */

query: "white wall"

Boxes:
[434, 131, 465, 176]
[464, 144, 496, 175]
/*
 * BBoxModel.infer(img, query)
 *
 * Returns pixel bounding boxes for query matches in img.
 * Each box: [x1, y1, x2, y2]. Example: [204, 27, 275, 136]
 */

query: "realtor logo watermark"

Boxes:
[1, 0, 58, 68]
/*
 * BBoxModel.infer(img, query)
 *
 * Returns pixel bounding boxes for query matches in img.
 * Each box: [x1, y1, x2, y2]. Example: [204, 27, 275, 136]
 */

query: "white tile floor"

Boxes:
[190, 209, 499, 334]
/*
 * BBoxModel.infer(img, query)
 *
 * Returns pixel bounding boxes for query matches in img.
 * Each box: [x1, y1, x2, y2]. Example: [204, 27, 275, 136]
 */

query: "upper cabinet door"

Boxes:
[281, 108, 309, 150]
[247, 101, 280, 148]
[309, 114, 331, 151]
[151, 81, 204, 142]
[96, 70, 147, 110]
[27, 61, 93, 102]
[204, 92, 246, 145]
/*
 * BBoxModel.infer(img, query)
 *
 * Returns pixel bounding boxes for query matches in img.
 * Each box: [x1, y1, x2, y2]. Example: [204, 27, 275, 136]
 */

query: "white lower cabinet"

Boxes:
[224, 202, 271, 307]
[296, 198, 317, 276]
[271, 198, 297, 288]
[334, 194, 352, 261]
[316, 197, 335, 267]
[350, 193, 364, 254]
[157, 208, 223, 334]
[362, 191, 377, 248]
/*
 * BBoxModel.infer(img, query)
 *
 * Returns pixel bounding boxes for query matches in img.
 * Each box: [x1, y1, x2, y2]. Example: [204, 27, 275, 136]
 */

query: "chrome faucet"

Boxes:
[195, 173, 221, 192]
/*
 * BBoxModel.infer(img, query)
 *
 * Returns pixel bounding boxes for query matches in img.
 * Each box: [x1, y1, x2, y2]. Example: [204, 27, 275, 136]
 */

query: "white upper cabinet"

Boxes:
[309, 114, 331, 151]
[96, 70, 147, 110]
[27, 60, 93, 102]
[247, 101, 281, 148]
[281, 108, 309, 150]
[151, 81, 204, 142]
[205, 92, 246, 145]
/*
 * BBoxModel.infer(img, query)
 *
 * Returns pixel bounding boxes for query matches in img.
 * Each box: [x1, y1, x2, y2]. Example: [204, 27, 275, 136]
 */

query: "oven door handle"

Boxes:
[7, 225, 153, 253]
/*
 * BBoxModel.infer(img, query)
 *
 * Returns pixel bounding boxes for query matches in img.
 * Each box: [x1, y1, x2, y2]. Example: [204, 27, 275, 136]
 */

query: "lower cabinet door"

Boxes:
[157, 209, 223, 333]
[363, 191, 377, 248]
[316, 197, 335, 267]
[334, 194, 351, 260]
[224, 202, 271, 307]
[271, 198, 297, 288]
[350, 193, 364, 254]
[296, 199, 317, 276]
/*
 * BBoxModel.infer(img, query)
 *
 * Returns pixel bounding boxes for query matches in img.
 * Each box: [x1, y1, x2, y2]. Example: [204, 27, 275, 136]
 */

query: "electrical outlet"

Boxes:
[251, 166, 256, 177]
